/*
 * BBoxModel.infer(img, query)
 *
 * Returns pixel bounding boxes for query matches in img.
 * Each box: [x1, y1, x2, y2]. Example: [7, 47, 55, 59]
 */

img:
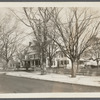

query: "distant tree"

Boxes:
[87, 37, 100, 68]
[15, 43, 27, 67]
[0, 15, 21, 70]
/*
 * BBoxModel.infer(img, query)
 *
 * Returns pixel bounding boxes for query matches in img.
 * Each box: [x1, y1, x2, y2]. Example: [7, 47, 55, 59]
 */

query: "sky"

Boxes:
[0, 7, 100, 46]
[0, 8, 33, 46]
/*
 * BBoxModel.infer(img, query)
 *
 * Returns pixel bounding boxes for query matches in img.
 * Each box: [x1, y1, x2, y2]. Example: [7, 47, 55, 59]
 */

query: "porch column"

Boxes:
[30, 60, 33, 67]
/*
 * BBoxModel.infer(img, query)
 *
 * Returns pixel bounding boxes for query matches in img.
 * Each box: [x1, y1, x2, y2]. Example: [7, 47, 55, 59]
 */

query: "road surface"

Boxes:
[0, 74, 100, 93]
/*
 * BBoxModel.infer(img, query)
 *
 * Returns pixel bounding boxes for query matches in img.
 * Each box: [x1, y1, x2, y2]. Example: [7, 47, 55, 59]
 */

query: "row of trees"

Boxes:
[0, 7, 99, 77]
[0, 15, 19, 69]
[11, 7, 100, 77]
[0, 12, 29, 70]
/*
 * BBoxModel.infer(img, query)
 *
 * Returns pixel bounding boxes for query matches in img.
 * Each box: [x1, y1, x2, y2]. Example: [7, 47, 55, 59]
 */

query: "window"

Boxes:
[64, 54, 66, 57]
[34, 54, 35, 58]
[61, 60, 63, 65]
[64, 60, 67, 65]
[35, 54, 39, 59]
[35, 60, 38, 65]
[35, 59, 40, 66]
[30, 55, 33, 58]
[32, 60, 34, 66]
[79, 61, 84, 64]
[38, 60, 40, 65]
[61, 54, 63, 58]
[67, 60, 69, 64]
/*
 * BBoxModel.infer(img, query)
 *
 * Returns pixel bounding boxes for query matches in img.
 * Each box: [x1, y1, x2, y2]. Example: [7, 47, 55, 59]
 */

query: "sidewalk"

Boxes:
[2, 71, 100, 87]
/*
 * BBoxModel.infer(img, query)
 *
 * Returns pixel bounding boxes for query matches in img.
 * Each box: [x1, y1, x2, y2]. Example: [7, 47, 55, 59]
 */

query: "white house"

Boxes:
[22, 42, 72, 69]
[46, 51, 72, 69]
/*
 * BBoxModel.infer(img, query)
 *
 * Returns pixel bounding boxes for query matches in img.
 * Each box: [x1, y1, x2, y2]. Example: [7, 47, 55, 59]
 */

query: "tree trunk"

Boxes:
[76, 58, 79, 72]
[40, 52, 47, 75]
[25, 61, 29, 71]
[49, 57, 52, 68]
[71, 60, 77, 77]
[96, 60, 99, 69]
[26, 67, 29, 71]
[3, 60, 9, 71]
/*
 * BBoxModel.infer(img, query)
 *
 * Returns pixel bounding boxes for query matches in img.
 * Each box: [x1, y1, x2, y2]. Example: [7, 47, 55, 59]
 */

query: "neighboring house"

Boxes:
[21, 42, 72, 69]
[23, 51, 40, 68]
[22, 42, 96, 71]
[81, 49, 100, 68]
[23, 42, 94, 70]
[22, 43, 40, 70]
[46, 51, 71, 69]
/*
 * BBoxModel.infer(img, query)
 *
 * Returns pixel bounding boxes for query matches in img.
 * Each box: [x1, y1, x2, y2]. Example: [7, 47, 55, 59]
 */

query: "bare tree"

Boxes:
[10, 7, 100, 77]
[48, 8, 100, 77]
[47, 40, 59, 68]
[11, 7, 54, 74]
[86, 37, 100, 68]
[15, 43, 27, 67]
[0, 15, 21, 70]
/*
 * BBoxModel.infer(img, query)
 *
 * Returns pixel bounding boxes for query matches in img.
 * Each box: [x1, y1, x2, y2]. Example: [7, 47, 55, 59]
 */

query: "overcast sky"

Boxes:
[0, 7, 100, 46]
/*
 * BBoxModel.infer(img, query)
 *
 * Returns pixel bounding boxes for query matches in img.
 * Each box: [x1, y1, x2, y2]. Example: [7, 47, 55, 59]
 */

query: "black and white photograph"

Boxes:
[0, 2, 100, 98]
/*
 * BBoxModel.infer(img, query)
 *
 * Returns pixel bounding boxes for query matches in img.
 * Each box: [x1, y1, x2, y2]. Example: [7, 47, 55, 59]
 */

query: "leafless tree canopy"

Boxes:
[8, 7, 100, 77]
[47, 8, 100, 77]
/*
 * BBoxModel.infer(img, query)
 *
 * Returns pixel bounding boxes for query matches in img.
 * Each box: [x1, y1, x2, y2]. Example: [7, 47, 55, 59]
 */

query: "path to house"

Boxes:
[1, 71, 100, 87]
